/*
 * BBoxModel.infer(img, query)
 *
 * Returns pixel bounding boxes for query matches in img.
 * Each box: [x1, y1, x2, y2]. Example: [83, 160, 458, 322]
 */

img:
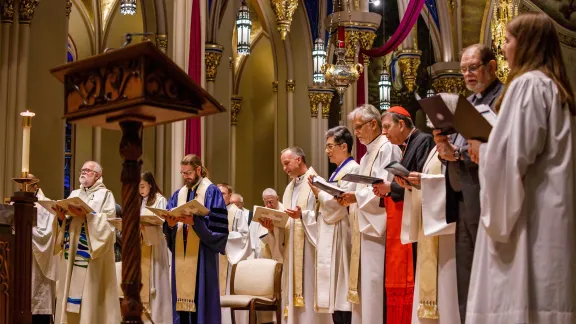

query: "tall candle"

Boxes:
[21, 110, 35, 176]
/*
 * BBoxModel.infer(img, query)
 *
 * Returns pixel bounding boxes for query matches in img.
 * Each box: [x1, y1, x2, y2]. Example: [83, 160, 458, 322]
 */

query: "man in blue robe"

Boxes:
[164, 154, 229, 324]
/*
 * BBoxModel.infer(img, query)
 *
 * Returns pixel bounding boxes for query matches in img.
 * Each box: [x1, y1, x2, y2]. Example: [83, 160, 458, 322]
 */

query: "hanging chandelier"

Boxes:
[120, 0, 137, 15]
[322, 40, 363, 104]
[312, 38, 327, 84]
[378, 65, 391, 111]
[492, 0, 517, 82]
[236, 0, 252, 55]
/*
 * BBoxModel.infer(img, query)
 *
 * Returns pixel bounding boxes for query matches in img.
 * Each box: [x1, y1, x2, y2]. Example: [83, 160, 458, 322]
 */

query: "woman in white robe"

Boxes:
[139, 171, 172, 324]
[467, 13, 576, 324]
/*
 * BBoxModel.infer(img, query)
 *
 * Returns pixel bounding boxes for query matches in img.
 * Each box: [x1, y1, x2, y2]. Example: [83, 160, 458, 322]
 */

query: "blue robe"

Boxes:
[164, 183, 229, 324]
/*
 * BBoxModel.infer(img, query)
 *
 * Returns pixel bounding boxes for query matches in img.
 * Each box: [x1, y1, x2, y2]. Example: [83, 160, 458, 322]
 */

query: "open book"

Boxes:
[146, 199, 209, 219]
[107, 215, 165, 231]
[341, 174, 384, 185]
[312, 178, 345, 196]
[252, 206, 289, 228]
[385, 161, 421, 189]
[37, 197, 94, 216]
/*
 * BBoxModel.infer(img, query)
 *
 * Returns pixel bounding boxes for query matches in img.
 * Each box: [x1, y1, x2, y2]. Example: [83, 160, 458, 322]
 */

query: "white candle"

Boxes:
[20, 110, 35, 175]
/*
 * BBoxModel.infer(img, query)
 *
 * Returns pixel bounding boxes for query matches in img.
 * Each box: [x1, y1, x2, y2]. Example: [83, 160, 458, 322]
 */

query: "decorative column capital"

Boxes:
[231, 96, 242, 126]
[286, 79, 295, 92]
[397, 49, 422, 92]
[155, 34, 168, 53]
[1, 0, 15, 23]
[308, 86, 334, 118]
[65, 0, 72, 18]
[432, 70, 466, 95]
[358, 30, 376, 64]
[272, 81, 279, 92]
[19, 0, 40, 24]
[271, 0, 298, 40]
[344, 29, 360, 62]
[205, 43, 224, 82]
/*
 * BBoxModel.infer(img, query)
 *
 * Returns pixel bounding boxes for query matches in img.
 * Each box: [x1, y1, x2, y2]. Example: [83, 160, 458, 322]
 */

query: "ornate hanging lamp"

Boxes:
[492, 0, 517, 82]
[313, 38, 327, 84]
[271, 0, 298, 40]
[120, 0, 137, 15]
[426, 88, 436, 98]
[378, 65, 391, 110]
[322, 40, 363, 104]
[236, 0, 252, 55]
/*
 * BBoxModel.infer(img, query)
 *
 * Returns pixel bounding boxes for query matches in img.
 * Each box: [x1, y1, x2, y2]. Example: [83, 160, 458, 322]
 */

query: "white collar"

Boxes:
[366, 135, 384, 154]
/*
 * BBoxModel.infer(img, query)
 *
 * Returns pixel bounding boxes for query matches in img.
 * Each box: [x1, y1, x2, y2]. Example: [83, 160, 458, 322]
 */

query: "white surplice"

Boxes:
[54, 177, 121, 324]
[316, 158, 359, 314]
[467, 71, 576, 323]
[264, 168, 332, 324]
[222, 203, 252, 324]
[140, 193, 172, 324]
[401, 148, 460, 324]
[32, 188, 58, 315]
[351, 135, 401, 324]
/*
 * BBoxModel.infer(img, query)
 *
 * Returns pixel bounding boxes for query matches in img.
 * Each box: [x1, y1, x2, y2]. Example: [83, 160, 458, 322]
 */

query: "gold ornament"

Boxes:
[205, 44, 224, 82]
[358, 30, 376, 65]
[65, 0, 72, 18]
[286, 80, 295, 92]
[0, 0, 14, 23]
[308, 92, 321, 118]
[231, 96, 242, 126]
[155, 34, 168, 52]
[19, 0, 39, 24]
[272, 81, 279, 92]
[344, 29, 360, 62]
[397, 50, 422, 92]
[322, 45, 363, 104]
[492, 0, 517, 83]
[432, 75, 466, 95]
[270, 0, 298, 40]
[308, 88, 334, 118]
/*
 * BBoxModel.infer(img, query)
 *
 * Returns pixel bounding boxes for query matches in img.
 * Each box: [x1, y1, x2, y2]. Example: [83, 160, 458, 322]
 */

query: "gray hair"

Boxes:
[262, 188, 278, 198]
[85, 161, 103, 175]
[281, 146, 307, 164]
[348, 104, 382, 129]
[231, 193, 243, 202]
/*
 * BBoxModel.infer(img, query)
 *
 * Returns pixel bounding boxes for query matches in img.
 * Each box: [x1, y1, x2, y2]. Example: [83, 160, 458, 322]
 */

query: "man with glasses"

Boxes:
[432, 44, 503, 323]
[52, 161, 121, 323]
[163, 154, 229, 324]
[336, 104, 402, 323]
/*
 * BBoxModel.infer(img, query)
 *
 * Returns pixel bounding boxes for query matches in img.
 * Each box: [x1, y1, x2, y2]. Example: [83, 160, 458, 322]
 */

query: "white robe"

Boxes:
[316, 158, 359, 313]
[467, 71, 576, 323]
[222, 203, 252, 324]
[400, 148, 460, 324]
[54, 177, 121, 324]
[351, 135, 401, 324]
[140, 193, 172, 324]
[32, 188, 58, 315]
[264, 169, 332, 324]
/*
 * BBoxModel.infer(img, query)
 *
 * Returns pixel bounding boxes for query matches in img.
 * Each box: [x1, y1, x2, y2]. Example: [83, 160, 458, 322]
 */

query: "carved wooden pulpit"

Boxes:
[50, 41, 225, 323]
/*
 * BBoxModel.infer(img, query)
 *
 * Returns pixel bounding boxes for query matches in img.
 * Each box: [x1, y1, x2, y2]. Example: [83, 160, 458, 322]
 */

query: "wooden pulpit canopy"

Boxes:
[50, 41, 225, 129]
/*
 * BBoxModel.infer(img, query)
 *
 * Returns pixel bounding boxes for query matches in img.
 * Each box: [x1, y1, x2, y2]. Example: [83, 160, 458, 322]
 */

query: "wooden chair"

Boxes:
[220, 258, 283, 324]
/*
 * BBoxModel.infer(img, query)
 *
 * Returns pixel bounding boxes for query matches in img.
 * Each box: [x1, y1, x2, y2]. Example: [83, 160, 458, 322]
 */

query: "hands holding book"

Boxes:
[259, 218, 274, 232]
[336, 192, 356, 207]
[372, 181, 391, 197]
[164, 214, 195, 227]
[433, 130, 458, 162]
[52, 204, 86, 221]
[307, 175, 320, 198]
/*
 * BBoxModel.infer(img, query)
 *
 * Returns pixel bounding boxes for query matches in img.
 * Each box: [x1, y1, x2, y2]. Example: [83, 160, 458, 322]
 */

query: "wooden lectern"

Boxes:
[50, 41, 225, 323]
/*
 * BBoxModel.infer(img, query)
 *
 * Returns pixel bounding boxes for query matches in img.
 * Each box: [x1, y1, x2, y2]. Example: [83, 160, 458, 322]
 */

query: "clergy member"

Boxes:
[29, 175, 58, 324]
[52, 161, 121, 323]
[217, 183, 252, 324]
[261, 147, 332, 324]
[231, 193, 253, 225]
[308, 126, 358, 324]
[432, 43, 503, 322]
[164, 154, 229, 324]
[466, 13, 576, 323]
[336, 104, 402, 324]
[139, 171, 172, 324]
[262, 188, 284, 211]
[399, 118, 460, 323]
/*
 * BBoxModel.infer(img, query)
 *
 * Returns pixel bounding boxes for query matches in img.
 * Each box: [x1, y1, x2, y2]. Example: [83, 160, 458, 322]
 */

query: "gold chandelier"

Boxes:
[270, 0, 299, 40]
[492, 0, 517, 82]
[322, 41, 363, 104]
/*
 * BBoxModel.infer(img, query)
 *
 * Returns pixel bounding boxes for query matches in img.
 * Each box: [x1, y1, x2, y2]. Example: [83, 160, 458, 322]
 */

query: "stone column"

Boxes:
[358, 30, 376, 104]
[309, 87, 334, 178]
[308, 88, 321, 173]
[205, 43, 223, 95]
[319, 90, 334, 179]
[397, 49, 422, 93]
[272, 81, 279, 189]
[0, 0, 15, 200]
[230, 96, 242, 189]
[286, 79, 295, 146]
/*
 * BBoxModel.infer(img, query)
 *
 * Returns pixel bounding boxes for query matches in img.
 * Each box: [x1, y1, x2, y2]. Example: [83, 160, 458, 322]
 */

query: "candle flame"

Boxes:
[20, 110, 35, 117]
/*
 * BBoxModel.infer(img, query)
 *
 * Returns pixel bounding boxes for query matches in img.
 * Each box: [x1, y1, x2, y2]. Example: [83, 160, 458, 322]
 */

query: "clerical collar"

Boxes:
[294, 173, 307, 184]
[366, 135, 383, 153]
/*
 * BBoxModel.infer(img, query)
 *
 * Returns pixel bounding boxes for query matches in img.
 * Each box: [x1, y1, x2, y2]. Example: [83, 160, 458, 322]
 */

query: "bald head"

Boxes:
[230, 193, 244, 209]
[262, 188, 279, 209]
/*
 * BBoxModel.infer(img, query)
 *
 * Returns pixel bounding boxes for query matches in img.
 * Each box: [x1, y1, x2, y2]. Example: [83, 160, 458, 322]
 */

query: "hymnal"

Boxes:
[312, 178, 346, 196]
[341, 174, 384, 185]
[38, 197, 94, 216]
[147, 199, 209, 219]
[385, 161, 421, 189]
[252, 206, 289, 228]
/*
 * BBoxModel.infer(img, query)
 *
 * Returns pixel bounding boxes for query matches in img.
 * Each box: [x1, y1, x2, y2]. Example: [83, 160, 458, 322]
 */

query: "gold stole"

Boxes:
[174, 178, 210, 312]
[416, 150, 441, 319]
[283, 167, 317, 311]
[219, 205, 237, 295]
[348, 136, 387, 303]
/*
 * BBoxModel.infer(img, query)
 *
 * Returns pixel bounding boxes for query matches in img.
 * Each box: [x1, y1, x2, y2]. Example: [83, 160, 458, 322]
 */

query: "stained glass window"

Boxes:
[64, 36, 77, 197]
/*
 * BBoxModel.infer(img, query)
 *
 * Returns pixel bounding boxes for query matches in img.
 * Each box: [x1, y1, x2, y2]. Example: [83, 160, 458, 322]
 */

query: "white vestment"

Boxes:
[54, 177, 121, 324]
[32, 188, 58, 315]
[467, 71, 576, 323]
[140, 193, 172, 324]
[264, 167, 332, 324]
[316, 158, 359, 313]
[400, 148, 460, 324]
[351, 135, 401, 324]
[222, 203, 252, 324]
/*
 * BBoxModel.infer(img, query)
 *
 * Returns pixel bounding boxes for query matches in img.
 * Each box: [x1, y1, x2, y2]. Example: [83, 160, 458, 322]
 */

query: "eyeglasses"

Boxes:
[325, 143, 343, 151]
[80, 168, 95, 174]
[460, 63, 485, 74]
[180, 171, 195, 176]
[352, 120, 373, 131]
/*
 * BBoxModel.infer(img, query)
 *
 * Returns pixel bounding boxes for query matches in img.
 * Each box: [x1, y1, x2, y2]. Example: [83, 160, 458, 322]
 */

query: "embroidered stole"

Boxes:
[283, 167, 317, 312]
[416, 150, 441, 319]
[316, 165, 350, 311]
[219, 205, 238, 295]
[174, 178, 210, 312]
[348, 136, 387, 303]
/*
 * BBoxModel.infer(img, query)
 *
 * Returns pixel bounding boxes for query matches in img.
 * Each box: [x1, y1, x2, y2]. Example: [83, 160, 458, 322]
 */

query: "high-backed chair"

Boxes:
[220, 258, 283, 324]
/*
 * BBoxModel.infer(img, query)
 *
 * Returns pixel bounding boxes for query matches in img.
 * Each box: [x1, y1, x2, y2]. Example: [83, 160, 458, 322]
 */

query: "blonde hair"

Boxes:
[181, 154, 209, 178]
